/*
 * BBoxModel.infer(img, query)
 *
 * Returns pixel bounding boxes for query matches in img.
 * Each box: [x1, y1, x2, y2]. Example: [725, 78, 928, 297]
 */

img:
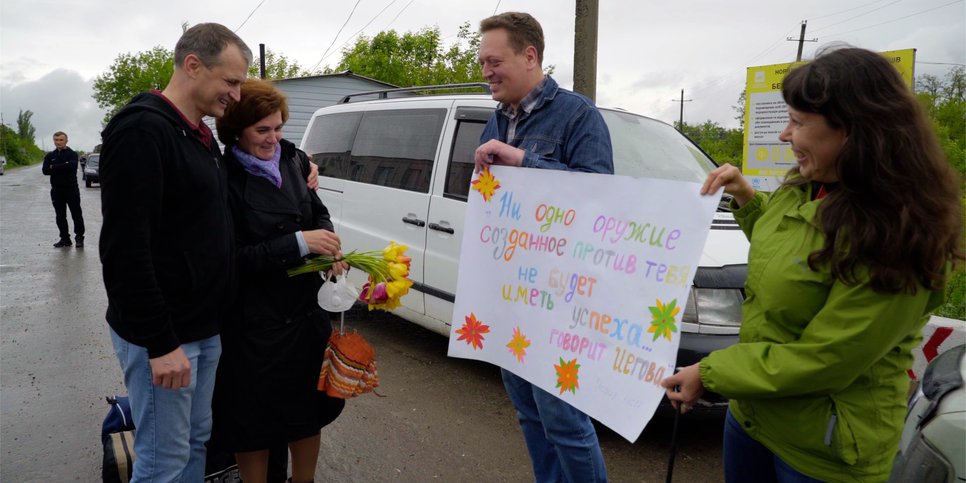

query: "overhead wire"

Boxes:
[809, 0, 892, 20]
[822, 0, 963, 37]
[310, 0, 412, 71]
[810, 0, 903, 33]
[384, 0, 416, 29]
[235, 0, 268, 32]
[311, 0, 362, 72]
[746, 23, 807, 65]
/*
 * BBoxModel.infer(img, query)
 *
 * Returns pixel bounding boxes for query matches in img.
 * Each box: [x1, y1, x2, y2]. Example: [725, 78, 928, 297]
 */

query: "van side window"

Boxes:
[349, 109, 446, 193]
[444, 120, 486, 201]
[303, 112, 362, 180]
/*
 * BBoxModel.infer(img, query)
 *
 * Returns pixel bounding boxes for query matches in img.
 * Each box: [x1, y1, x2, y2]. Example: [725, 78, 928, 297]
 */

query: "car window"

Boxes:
[87, 155, 99, 167]
[444, 120, 486, 201]
[303, 112, 362, 180]
[600, 109, 716, 182]
[348, 108, 446, 193]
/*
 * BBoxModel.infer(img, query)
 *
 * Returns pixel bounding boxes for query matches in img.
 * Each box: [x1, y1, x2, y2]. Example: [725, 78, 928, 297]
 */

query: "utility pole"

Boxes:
[671, 89, 692, 131]
[259, 43, 267, 79]
[787, 20, 817, 62]
[573, 0, 598, 102]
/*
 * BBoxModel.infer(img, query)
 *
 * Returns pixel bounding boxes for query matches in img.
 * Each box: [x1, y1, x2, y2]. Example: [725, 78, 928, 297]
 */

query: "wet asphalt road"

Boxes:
[0, 163, 724, 482]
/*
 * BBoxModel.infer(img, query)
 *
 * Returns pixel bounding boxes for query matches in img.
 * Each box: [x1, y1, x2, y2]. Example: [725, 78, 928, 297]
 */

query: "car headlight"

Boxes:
[681, 288, 743, 327]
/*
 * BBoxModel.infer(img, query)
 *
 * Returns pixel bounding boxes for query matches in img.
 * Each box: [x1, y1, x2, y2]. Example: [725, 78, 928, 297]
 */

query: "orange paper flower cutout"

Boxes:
[471, 167, 501, 202]
[457, 312, 490, 350]
[554, 357, 581, 395]
[506, 326, 531, 363]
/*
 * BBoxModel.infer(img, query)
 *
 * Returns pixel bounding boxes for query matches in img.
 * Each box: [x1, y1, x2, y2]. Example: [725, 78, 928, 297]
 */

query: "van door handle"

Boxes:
[402, 216, 426, 227]
[428, 223, 455, 234]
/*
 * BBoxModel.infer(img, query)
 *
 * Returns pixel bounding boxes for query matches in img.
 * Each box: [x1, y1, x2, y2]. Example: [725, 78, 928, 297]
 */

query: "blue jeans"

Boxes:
[724, 409, 824, 483]
[111, 329, 221, 482]
[501, 369, 607, 483]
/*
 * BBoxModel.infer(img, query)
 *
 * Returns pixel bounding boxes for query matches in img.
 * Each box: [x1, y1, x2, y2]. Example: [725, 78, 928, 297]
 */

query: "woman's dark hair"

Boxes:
[782, 46, 963, 293]
[216, 78, 289, 146]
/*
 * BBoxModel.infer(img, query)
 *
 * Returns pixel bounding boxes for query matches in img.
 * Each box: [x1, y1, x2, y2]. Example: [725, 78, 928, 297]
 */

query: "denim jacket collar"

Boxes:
[497, 76, 558, 120]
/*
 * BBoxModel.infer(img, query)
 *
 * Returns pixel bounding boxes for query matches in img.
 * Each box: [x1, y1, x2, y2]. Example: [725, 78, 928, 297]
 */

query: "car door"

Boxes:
[424, 101, 496, 327]
[332, 101, 451, 317]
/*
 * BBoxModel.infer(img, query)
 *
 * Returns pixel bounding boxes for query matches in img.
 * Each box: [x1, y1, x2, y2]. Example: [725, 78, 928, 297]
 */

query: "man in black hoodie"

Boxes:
[42, 131, 85, 247]
[99, 23, 251, 482]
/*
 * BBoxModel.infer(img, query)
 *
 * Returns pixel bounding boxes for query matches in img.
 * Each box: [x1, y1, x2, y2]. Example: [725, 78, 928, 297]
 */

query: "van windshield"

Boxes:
[600, 109, 716, 183]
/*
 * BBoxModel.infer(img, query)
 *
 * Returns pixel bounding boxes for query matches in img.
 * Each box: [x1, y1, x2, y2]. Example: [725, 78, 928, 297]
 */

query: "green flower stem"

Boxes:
[286, 250, 391, 281]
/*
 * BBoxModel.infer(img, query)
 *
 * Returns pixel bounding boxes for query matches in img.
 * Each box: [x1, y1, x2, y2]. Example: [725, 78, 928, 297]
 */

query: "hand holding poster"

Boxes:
[448, 166, 720, 442]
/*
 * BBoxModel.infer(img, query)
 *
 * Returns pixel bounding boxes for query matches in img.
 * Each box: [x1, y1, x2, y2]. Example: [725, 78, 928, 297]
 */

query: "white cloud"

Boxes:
[1, 0, 962, 153]
[1, 70, 108, 153]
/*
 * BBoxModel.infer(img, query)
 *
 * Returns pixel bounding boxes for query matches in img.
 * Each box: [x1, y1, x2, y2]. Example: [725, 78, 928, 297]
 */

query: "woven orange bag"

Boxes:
[318, 330, 379, 398]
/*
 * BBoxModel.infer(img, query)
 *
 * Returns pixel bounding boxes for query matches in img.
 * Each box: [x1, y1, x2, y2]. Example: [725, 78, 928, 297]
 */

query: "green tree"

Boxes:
[249, 48, 317, 79]
[733, 89, 746, 124]
[328, 22, 485, 86]
[677, 120, 744, 170]
[916, 67, 966, 320]
[93, 43, 318, 123]
[0, 123, 44, 167]
[16, 109, 36, 144]
[916, 67, 966, 180]
[93, 46, 174, 124]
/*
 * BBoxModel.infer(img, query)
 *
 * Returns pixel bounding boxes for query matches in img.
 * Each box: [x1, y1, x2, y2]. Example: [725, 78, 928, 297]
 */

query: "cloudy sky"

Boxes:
[2, 0, 963, 152]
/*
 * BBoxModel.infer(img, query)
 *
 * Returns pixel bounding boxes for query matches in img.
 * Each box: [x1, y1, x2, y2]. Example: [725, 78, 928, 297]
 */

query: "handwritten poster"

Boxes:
[448, 166, 720, 442]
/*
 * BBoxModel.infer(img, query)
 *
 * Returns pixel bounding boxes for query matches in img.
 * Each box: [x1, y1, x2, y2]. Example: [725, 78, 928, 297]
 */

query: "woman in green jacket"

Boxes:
[662, 46, 963, 482]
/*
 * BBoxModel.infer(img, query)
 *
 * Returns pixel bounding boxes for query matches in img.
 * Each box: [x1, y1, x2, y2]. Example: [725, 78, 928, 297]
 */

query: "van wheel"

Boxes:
[86, 179, 91, 188]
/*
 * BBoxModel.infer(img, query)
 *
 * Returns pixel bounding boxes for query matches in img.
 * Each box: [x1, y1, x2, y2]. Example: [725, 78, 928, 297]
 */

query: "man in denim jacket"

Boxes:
[475, 12, 613, 483]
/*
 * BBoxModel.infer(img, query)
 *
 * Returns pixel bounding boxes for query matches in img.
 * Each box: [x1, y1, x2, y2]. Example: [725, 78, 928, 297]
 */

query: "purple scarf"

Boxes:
[232, 144, 282, 188]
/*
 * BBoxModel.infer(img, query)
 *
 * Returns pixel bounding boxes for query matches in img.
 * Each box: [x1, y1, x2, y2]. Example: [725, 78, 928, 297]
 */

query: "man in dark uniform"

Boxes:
[42, 131, 85, 248]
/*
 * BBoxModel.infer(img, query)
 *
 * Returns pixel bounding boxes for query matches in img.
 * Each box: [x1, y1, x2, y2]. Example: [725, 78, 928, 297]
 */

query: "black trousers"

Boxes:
[50, 185, 85, 239]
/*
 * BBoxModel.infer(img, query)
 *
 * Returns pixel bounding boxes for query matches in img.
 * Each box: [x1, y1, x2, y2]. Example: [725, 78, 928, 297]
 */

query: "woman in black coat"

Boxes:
[212, 78, 346, 483]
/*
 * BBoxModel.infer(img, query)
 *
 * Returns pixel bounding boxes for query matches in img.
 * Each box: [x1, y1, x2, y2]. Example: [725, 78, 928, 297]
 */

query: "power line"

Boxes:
[919, 61, 966, 66]
[810, 0, 903, 33]
[810, 0, 892, 20]
[493, 0, 502, 15]
[310, 0, 404, 71]
[313, 0, 362, 71]
[823, 0, 963, 37]
[383, 0, 416, 31]
[235, 0, 268, 33]
[344, 0, 399, 47]
[747, 23, 804, 64]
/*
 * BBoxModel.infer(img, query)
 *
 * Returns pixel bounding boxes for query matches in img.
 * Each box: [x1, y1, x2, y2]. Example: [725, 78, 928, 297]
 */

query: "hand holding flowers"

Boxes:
[287, 241, 413, 311]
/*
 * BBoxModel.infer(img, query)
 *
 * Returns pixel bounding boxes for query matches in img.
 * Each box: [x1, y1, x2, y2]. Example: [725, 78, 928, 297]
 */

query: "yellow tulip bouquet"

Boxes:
[286, 241, 413, 311]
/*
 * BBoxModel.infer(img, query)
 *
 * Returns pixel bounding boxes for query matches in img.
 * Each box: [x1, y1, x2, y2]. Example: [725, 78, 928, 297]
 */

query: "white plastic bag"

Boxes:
[317, 273, 360, 312]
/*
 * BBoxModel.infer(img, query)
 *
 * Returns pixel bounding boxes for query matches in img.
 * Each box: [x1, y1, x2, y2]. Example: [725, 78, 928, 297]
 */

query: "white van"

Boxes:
[301, 84, 750, 372]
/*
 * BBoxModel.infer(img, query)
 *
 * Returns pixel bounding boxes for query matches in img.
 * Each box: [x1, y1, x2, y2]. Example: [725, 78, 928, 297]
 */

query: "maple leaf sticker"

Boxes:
[554, 357, 581, 395]
[471, 167, 501, 202]
[647, 298, 680, 342]
[456, 312, 490, 350]
[506, 326, 531, 363]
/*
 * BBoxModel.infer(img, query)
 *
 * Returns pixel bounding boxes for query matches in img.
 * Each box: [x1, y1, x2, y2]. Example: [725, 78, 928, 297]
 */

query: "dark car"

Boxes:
[84, 154, 100, 187]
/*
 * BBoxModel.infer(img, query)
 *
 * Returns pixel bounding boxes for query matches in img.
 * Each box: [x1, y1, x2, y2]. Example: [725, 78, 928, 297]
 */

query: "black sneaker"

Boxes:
[53, 239, 72, 248]
[75, 236, 84, 248]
